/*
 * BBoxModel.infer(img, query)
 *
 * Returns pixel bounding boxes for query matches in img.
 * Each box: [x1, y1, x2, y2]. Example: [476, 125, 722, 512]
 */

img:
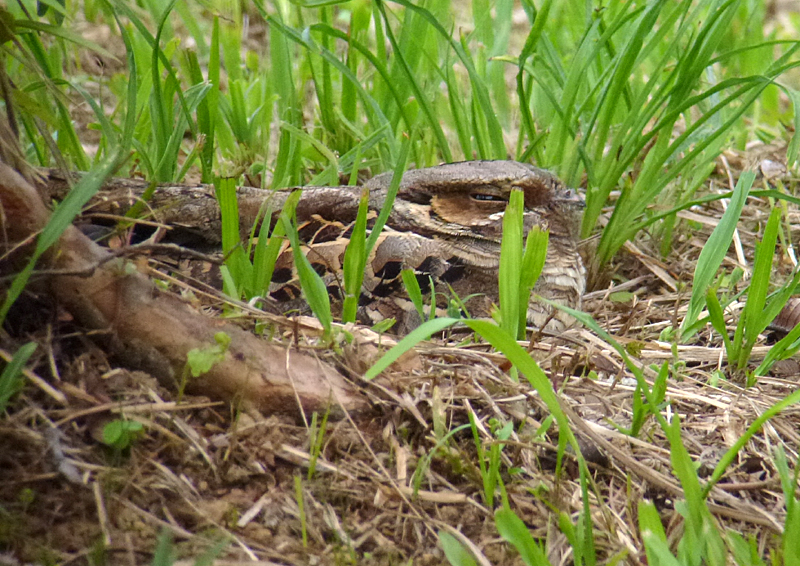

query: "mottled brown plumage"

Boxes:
[271, 160, 585, 333]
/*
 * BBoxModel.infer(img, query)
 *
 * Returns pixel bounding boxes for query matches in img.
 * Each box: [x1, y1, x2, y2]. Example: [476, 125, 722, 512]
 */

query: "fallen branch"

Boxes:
[42, 168, 365, 244]
[1, 161, 368, 418]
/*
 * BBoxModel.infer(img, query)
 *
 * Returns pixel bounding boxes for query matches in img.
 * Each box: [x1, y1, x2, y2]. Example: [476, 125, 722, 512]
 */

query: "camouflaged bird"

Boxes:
[268, 160, 585, 333]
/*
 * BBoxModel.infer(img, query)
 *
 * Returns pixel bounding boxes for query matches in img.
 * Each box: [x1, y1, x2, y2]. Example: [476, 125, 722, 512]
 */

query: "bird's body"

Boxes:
[269, 161, 586, 333]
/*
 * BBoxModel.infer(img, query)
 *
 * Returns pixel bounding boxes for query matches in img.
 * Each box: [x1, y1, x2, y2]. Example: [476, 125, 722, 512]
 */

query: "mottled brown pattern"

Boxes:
[271, 161, 586, 333]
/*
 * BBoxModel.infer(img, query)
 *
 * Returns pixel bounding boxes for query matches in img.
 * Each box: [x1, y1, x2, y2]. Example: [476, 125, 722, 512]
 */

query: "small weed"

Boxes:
[307, 409, 331, 480]
[180, 332, 230, 400]
[101, 419, 144, 451]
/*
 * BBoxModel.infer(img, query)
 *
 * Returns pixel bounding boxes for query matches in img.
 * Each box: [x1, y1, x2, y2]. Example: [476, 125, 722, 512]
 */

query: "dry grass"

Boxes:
[0, 145, 798, 565]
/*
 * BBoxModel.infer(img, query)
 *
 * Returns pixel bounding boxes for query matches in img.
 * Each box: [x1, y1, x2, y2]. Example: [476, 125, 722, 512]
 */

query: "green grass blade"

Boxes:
[341, 136, 410, 322]
[280, 122, 339, 185]
[499, 190, 524, 338]
[308, 125, 391, 186]
[151, 529, 175, 566]
[15, 19, 116, 61]
[219, 8, 242, 84]
[639, 501, 682, 566]
[341, 5, 368, 133]
[739, 206, 781, 366]
[468, 412, 491, 506]
[153, 80, 211, 183]
[280, 193, 333, 338]
[756, 314, 800, 375]
[267, 9, 302, 188]
[680, 171, 755, 339]
[774, 447, 800, 565]
[438, 531, 478, 566]
[341, 188, 370, 323]
[595, 73, 788, 263]
[215, 177, 253, 296]
[705, 289, 733, 362]
[495, 508, 550, 566]
[303, 13, 333, 138]
[308, 22, 409, 144]
[364, 137, 411, 254]
[197, 16, 219, 183]
[444, 63, 472, 158]
[518, 228, 548, 338]
[725, 531, 765, 566]
[782, 85, 800, 167]
[112, 0, 197, 138]
[365, 318, 459, 379]
[664, 413, 725, 566]
[757, 268, 800, 335]
[0, 342, 37, 412]
[401, 268, 426, 321]
[515, 0, 553, 152]
[148, 0, 179, 181]
[252, 210, 286, 295]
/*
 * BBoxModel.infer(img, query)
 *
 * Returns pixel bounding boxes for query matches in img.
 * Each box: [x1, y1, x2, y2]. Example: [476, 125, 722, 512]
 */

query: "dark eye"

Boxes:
[470, 192, 507, 202]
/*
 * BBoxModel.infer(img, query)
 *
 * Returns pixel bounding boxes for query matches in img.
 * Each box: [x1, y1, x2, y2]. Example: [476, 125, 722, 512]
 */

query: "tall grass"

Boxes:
[6, 0, 796, 274]
[5, 0, 797, 260]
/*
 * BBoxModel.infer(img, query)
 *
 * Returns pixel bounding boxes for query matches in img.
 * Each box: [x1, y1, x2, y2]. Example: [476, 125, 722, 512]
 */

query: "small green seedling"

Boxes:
[102, 419, 144, 451]
[180, 332, 231, 400]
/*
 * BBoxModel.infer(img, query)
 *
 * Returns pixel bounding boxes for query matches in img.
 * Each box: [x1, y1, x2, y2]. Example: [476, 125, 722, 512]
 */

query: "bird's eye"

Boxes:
[470, 192, 507, 202]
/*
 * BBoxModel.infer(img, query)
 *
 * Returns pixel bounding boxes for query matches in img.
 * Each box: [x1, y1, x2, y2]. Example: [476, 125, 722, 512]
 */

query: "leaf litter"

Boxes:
[1, 146, 799, 564]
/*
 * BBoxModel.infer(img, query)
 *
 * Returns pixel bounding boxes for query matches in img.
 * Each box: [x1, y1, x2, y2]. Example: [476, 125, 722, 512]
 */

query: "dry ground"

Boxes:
[1, 144, 799, 565]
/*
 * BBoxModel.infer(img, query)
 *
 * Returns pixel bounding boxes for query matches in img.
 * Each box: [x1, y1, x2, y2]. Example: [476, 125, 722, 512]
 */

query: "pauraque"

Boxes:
[269, 160, 585, 333]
